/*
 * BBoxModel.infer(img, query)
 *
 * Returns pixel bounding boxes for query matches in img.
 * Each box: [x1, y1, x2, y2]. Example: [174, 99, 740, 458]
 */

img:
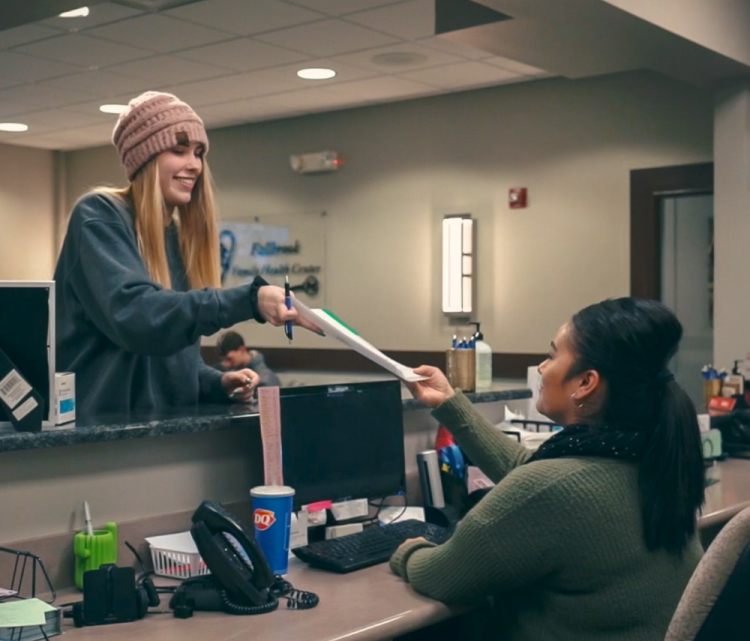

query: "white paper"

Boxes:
[293, 299, 426, 382]
[378, 506, 425, 525]
[145, 531, 199, 554]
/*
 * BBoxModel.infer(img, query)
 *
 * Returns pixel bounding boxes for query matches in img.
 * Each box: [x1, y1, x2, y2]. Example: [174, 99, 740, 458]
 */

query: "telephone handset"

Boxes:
[190, 501, 276, 611]
[182, 500, 318, 616]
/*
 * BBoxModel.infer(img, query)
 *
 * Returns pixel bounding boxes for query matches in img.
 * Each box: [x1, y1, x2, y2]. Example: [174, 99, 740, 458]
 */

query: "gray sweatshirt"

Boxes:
[54, 192, 267, 417]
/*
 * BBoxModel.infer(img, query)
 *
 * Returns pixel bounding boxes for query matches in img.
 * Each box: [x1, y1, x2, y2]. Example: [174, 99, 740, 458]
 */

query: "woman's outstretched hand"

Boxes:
[256, 285, 322, 334]
[405, 365, 455, 409]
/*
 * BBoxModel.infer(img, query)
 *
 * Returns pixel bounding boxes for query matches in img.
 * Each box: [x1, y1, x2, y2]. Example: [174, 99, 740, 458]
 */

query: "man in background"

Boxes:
[215, 331, 282, 388]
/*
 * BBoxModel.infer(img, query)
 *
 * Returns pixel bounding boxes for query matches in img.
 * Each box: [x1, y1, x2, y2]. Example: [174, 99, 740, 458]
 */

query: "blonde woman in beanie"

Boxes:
[54, 91, 318, 417]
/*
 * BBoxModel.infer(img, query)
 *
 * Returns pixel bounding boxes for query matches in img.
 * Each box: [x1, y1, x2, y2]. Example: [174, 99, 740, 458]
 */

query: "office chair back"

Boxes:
[665, 505, 750, 641]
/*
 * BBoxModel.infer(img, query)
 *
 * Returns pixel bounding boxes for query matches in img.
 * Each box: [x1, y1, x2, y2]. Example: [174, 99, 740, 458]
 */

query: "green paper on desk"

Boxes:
[0, 599, 56, 628]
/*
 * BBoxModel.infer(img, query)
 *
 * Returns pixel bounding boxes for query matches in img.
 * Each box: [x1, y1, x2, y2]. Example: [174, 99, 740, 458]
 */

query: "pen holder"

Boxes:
[73, 522, 118, 590]
[702, 379, 722, 410]
[446, 349, 475, 392]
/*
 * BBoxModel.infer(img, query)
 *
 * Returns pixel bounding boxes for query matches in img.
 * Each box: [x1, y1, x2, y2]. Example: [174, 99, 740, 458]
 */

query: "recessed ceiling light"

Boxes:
[59, 6, 90, 18]
[297, 68, 336, 80]
[0, 123, 29, 132]
[370, 52, 428, 67]
[100, 104, 128, 114]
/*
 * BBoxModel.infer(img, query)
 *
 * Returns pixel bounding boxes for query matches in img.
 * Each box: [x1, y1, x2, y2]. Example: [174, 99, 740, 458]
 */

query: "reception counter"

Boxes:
[0, 386, 531, 453]
[0, 383, 530, 547]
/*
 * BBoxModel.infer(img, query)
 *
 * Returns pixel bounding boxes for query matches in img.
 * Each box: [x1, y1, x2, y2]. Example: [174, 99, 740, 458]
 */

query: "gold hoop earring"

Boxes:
[570, 393, 584, 409]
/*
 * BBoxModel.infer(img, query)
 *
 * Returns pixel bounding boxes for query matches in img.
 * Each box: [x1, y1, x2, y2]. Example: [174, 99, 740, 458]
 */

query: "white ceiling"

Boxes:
[0, 0, 549, 151]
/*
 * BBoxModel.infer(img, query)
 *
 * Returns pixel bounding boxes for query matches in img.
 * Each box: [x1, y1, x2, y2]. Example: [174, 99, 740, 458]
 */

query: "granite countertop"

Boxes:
[0, 386, 530, 453]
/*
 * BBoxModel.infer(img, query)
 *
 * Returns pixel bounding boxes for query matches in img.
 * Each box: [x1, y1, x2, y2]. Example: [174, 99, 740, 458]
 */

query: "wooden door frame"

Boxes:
[630, 163, 714, 299]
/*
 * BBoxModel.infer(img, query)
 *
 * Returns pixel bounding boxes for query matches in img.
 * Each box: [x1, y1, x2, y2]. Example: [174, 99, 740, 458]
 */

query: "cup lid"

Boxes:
[250, 485, 295, 498]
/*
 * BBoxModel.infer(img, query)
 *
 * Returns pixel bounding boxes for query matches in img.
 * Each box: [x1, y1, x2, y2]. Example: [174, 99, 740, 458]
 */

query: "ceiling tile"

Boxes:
[256, 18, 399, 57]
[482, 55, 548, 76]
[244, 87, 352, 111]
[0, 84, 88, 113]
[163, 71, 302, 107]
[0, 51, 84, 82]
[0, 135, 64, 150]
[175, 38, 311, 72]
[416, 35, 496, 60]
[39, 69, 153, 97]
[0, 76, 23, 91]
[107, 54, 232, 85]
[40, 3, 144, 30]
[0, 24, 61, 49]
[345, 0, 435, 40]
[198, 97, 305, 126]
[287, 0, 410, 16]
[252, 58, 380, 86]
[87, 14, 233, 54]
[325, 75, 437, 102]
[0, 132, 45, 148]
[16, 33, 151, 68]
[20, 121, 120, 150]
[166, 0, 325, 36]
[19, 108, 113, 132]
[331, 42, 464, 74]
[398, 61, 521, 89]
[0, 99, 40, 119]
[63, 94, 139, 116]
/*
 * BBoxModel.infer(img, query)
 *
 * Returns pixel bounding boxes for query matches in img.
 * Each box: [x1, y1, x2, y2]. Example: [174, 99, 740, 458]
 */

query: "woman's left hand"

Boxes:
[222, 368, 260, 403]
[395, 536, 427, 553]
[257, 285, 322, 334]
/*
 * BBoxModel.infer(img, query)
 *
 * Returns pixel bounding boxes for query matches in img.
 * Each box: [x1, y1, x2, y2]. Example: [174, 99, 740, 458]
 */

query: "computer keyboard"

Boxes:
[292, 519, 454, 573]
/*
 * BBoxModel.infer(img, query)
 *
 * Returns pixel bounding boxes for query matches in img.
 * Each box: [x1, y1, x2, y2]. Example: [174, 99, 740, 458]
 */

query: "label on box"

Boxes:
[0, 370, 31, 409]
[13, 396, 38, 421]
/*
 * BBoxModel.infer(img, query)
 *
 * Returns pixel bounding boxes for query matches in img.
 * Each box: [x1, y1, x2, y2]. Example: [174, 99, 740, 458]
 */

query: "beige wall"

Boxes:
[63, 71, 712, 356]
[0, 143, 55, 280]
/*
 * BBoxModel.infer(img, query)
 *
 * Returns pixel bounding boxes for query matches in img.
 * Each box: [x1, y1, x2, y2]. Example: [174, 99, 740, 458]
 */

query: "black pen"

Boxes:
[284, 275, 293, 342]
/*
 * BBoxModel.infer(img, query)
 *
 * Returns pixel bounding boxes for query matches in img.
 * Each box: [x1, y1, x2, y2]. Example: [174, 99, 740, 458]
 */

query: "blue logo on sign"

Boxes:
[219, 230, 236, 283]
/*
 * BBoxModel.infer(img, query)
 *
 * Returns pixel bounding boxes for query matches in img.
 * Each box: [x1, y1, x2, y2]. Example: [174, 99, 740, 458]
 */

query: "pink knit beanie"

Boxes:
[112, 91, 209, 181]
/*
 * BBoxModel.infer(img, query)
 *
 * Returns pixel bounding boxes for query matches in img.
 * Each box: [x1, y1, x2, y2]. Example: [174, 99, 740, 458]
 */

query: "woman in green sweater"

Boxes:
[391, 298, 705, 641]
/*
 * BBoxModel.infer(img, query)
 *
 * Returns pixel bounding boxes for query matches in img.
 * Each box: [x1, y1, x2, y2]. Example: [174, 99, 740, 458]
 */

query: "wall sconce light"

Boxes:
[442, 214, 473, 314]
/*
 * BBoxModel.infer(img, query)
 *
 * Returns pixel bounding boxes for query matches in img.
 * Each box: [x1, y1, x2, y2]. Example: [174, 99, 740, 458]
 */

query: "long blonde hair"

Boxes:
[101, 158, 221, 290]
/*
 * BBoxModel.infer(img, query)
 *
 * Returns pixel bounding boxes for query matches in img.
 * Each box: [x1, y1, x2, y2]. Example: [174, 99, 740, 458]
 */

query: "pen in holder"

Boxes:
[446, 349, 476, 392]
[73, 522, 118, 590]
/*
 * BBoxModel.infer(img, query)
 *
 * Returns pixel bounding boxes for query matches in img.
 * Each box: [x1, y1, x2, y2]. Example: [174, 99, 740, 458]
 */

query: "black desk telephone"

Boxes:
[169, 501, 318, 617]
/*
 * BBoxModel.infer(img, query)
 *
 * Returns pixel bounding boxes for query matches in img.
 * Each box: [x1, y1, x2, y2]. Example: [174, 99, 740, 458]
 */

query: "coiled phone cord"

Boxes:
[219, 576, 319, 615]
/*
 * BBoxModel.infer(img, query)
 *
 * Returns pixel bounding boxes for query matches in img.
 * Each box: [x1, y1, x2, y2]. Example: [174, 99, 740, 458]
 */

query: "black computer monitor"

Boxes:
[280, 380, 406, 508]
[0, 281, 55, 423]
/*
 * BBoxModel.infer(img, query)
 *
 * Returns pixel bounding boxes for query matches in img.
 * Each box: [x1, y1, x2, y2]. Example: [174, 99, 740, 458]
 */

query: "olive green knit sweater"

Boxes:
[390, 392, 702, 641]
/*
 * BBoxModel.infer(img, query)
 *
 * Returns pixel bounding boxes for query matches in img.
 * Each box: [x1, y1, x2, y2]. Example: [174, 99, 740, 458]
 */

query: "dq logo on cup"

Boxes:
[254, 509, 276, 531]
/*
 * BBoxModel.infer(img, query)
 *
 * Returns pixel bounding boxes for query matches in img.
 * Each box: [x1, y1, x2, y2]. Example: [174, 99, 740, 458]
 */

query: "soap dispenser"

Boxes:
[470, 322, 492, 391]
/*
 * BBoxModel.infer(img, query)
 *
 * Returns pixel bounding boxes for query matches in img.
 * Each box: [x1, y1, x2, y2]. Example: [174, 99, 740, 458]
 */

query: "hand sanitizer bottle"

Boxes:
[470, 322, 492, 391]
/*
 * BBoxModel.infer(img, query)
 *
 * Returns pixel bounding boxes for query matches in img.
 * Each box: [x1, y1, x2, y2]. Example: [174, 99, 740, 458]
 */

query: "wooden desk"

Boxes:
[63, 558, 467, 641]
[36, 459, 750, 641]
[700, 458, 750, 546]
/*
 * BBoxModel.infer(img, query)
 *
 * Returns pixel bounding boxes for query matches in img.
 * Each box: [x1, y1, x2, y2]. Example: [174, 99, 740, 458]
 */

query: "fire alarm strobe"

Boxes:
[509, 187, 527, 209]
[290, 150, 340, 174]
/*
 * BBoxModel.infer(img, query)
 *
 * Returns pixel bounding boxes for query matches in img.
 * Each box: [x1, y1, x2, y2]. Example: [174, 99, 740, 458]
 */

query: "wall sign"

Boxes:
[218, 213, 326, 304]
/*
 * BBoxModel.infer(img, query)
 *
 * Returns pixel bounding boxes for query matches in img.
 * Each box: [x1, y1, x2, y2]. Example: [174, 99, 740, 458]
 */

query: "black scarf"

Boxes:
[527, 423, 651, 463]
